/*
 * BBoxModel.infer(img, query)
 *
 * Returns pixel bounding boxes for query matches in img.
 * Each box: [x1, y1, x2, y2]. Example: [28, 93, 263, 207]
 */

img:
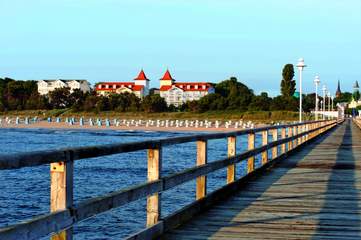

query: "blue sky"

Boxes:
[0, 0, 360, 96]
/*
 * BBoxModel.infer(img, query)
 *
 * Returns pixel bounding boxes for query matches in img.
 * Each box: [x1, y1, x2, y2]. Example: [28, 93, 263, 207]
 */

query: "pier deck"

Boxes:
[163, 120, 361, 239]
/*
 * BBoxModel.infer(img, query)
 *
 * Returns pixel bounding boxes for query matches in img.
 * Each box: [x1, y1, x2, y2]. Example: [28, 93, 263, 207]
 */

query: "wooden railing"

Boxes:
[0, 120, 338, 240]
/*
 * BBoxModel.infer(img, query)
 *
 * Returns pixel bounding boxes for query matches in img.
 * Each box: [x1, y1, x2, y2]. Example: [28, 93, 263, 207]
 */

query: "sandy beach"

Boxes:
[0, 121, 264, 132]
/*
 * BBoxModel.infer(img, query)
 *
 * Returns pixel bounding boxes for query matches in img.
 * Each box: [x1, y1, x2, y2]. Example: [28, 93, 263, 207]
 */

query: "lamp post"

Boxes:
[327, 91, 331, 112]
[314, 75, 320, 120]
[296, 58, 307, 122]
[322, 85, 327, 120]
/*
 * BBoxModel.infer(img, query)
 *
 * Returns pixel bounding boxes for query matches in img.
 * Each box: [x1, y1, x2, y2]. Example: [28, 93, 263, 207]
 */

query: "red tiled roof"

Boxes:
[160, 82, 213, 92]
[134, 69, 149, 81]
[96, 82, 143, 92]
[160, 69, 175, 81]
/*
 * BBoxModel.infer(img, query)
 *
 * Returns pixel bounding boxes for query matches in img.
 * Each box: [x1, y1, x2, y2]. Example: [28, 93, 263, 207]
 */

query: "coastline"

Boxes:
[0, 121, 265, 132]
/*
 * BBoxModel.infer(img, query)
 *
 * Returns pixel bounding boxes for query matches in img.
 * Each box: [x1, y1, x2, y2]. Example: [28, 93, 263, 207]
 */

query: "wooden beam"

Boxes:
[227, 136, 236, 184]
[196, 140, 207, 200]
[147, 147, 162, 227]
[50, 152, 73, 240]
[261, 131, 268, 165]
[281, 128, 286, 154]
[247, 133, 255, 173]
[272, 129, 278, 159]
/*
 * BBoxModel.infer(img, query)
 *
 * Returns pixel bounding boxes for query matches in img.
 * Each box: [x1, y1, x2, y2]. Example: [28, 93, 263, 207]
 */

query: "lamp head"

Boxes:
[314, 75, 320, 85]
[296, 57, 306, 69]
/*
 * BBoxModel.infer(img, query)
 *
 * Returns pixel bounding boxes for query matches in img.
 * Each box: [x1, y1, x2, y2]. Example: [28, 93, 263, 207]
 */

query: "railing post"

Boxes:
[147, 146, 162, 226]
[227, 136, 236, 184]
[261, 130, 268, 165]
[196, 140, 207, 200]
[272, 129, 278, 159]
[288, 126, 293, 151]
[293, 126, 298, 147]
[281, 128, 286, 154]
[50, 151, 73, 240]
[247, 133, 255, 173]
[297, 125, 302, 145]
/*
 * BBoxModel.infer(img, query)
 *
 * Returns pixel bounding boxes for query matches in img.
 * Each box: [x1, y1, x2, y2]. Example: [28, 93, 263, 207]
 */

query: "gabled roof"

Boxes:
[160, 69, 175, 81]
[134, 69, 149, 81]
[160, 82, 213, 92]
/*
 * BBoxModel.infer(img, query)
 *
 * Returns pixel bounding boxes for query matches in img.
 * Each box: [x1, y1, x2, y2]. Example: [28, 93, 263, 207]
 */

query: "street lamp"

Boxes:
[322, 85, 327, 120]
[331, 95, 334, 111]
[296, 58, 307, 122]
[314, 75, 320, 120]
[327, 91, 331, 112]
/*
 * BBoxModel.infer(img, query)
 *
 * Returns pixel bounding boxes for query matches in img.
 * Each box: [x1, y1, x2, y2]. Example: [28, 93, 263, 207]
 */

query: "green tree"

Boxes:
[48, 87, 72, 109]
[248, 92, 272, 111]
[142, 94, 168, 113]
[353, 90, 360, 101]
[280, 64, 296, 97]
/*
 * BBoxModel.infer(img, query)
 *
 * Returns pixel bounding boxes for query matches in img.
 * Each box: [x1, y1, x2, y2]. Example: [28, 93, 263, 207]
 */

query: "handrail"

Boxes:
[0, 119, 338, 240]
[0, 120, 331, 170]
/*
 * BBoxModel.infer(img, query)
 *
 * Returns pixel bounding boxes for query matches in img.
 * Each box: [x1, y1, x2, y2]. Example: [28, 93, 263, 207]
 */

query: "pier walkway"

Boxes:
[163, 120, 361, 239]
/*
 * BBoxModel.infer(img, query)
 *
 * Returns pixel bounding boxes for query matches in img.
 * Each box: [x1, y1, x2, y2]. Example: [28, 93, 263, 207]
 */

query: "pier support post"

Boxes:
[196, 140, 207, 200]
[227, 136, 236, 184]
[247, 133, 255, 173]
[261, 130, 268, 165]
[147, 146, 162, 226]
[50, 152, 74, 240]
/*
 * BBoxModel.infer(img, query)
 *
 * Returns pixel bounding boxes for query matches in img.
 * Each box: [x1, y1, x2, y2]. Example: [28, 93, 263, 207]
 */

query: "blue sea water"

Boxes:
[0, 128, 265, 239]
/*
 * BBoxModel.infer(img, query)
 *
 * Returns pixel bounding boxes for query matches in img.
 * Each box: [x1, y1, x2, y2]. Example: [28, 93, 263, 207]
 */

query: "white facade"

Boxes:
[37, 79, 91, 95]
[160, 85, 215, 107]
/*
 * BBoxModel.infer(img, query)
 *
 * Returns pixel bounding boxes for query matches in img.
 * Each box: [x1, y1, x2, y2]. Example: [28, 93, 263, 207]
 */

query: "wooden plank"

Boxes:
[50, 152, 73, 240]
[147, 147, 162, 226]
[261, 131, 268, 165]
[227, 136, 236, 184]
[196, 140, 207, 200]
[280, 128, 286, 154]
[247, 133, 255, 173]
[271, 129, 278, 159]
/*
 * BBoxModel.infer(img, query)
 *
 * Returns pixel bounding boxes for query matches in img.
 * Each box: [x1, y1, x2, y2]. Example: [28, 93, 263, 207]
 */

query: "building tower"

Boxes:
[159, 69, 175, 88]
[335, 80, 342, 98]
[134, 69, 150, 95]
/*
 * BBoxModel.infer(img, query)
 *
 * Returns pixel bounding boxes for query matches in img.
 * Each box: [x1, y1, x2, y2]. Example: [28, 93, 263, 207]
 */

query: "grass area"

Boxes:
[0, 109, 314, 123]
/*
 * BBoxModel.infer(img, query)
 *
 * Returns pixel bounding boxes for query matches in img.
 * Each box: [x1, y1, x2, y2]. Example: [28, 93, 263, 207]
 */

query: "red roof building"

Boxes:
[159, 69, 215, 106]
[95, 69, 150, 98]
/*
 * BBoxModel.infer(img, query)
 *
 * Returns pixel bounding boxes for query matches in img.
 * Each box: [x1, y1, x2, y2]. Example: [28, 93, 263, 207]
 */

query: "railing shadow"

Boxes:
[163, 125, 339, 239]
[312, 120, 361, 239]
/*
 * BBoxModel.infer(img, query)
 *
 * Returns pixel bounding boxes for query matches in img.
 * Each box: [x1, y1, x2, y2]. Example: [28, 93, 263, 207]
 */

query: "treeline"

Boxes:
[0, 64, 353, 113]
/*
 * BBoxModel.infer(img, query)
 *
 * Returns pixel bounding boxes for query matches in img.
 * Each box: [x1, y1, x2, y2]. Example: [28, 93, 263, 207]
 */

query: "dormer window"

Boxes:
[195, 85, 198, 90]
[113, 85, 116, 89]
[202, 85, 206, 89]
[106, 85, 109, 88]
[187, 85, 190, 89]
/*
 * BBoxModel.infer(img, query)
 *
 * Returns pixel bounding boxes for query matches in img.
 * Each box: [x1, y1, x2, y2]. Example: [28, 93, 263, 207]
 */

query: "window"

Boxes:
[187, 85, 191, 89]
[195, 85, 198, 90]
[202, 85, 206, 89]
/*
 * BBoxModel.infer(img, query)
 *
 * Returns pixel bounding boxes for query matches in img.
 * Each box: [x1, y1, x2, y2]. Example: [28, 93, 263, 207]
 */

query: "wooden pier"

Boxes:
[163, 119, 361, 240]
[1, 119, 360, 239]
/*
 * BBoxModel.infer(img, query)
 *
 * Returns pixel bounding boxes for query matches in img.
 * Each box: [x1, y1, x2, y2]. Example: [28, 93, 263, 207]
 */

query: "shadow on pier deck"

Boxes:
[162, 120, 361, 240]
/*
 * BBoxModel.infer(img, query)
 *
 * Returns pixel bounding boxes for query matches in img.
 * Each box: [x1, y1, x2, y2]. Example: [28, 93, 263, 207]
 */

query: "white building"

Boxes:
[37, 79, 91, 95]
[95, 69, 150, 98]
[159, 70, 215, 106]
